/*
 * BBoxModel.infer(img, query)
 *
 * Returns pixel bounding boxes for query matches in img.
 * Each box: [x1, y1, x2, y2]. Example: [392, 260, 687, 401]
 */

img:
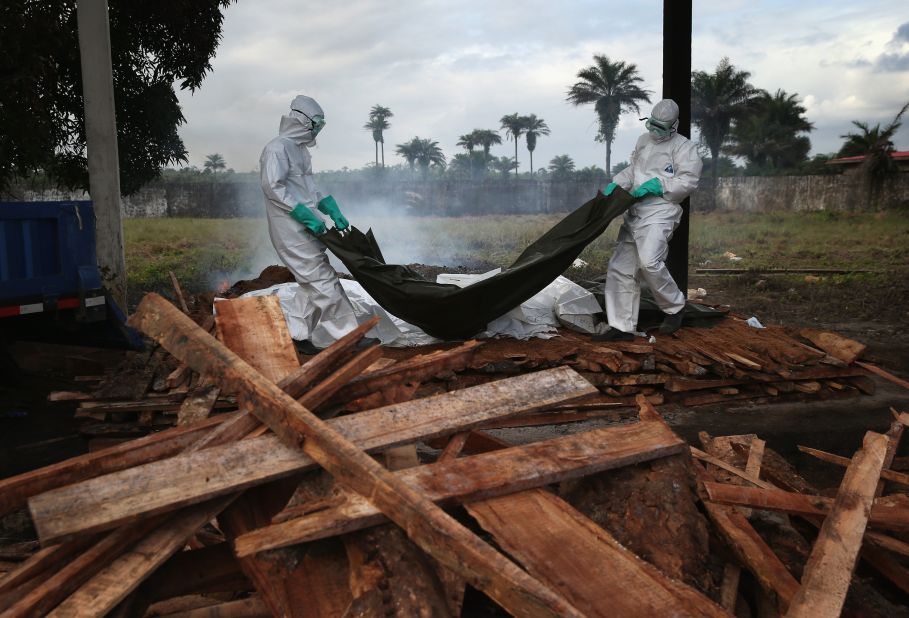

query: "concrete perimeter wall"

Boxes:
[12, 173, 909, 217]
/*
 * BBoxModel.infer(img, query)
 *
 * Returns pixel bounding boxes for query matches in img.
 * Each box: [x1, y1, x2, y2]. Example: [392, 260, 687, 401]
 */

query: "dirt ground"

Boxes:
[685, 271, 909, 376]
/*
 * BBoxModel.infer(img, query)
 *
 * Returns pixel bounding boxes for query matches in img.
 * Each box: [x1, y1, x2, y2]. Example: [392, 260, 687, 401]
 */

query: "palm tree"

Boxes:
[523, 115, 550, 176]
[398, 137, 445, 178]
[456, 133, 477, 153]
[395, 139, 420, 178]
[472, 129, 503, 156]
[691, 57, 761, 180]
[203, 153, 226, 173]
[490, 156, 518, 178]
[839, 101, 909, 206]
[727, 89, 813, 172]
[365, 105, 393, 168]
[566, 55, 651, 180]
[500, 113, 528, 177]
[548, 154, 576, 180]
[838, 121, 894, 157]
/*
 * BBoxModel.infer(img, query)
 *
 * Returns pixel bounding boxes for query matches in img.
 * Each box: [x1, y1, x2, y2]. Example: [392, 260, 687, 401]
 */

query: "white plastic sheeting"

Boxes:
[239, 273, 605, 347]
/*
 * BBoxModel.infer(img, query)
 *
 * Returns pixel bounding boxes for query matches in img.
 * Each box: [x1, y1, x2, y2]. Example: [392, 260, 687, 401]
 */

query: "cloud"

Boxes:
[871, 20, 909, 72]
[175, 0, 909, 171]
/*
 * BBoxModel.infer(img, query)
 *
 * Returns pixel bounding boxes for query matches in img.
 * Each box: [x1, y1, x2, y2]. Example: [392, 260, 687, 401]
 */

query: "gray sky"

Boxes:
[176, 0, 909, 174]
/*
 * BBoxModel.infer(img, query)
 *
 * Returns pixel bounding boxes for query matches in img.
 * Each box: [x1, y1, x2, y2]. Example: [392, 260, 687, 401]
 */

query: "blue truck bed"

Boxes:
[0, 201, 140, 348]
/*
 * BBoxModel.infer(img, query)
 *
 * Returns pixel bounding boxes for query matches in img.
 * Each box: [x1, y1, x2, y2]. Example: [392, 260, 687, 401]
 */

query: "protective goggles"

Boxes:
[644, 117, 674, 138]
[293, 109, 326, 136]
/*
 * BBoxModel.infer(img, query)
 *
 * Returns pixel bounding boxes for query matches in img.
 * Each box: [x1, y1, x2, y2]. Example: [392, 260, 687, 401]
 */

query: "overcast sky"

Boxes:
[175, 0, 909, 174]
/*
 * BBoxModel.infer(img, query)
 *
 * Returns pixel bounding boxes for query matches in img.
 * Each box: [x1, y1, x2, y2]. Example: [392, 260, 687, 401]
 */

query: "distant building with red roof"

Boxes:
[826, 151, 909, 174]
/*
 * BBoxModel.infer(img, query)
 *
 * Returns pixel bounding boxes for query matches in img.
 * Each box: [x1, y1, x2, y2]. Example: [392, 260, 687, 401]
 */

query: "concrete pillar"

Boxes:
[77, 0, 127, 310]
[663, 0, 693, 295]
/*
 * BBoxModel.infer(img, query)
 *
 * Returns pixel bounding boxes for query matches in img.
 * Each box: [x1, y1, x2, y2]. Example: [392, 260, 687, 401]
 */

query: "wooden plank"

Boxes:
[234, 417, 687, 556]
[786, 431, 888, 617]
[695, 463, 800, 610]
[327, 341, 482, 403]
[177, 385, 221, 426]
[156, 596, 269, 617]
[799, 328, 865, 364]
[47, 498, 237, 618]
[0, 412, 235, 518]
[690, 447, 774, 489]
[0, 538, 95, 598]
[466, 490, 729, 618]
[214, 296, 299, 384]
[128, 292, 583, 618]
[665, 378, 745, 393]
[703, 482, 909, 530]
[2, 519, 159, 617]
[718, 438, 764, 612]
[298, 345, 382, 411]
[31, 365, 595, 545]
[798, 445, 909, 489]
[856, 361, 909, 391]
[279, 317, 379, 399]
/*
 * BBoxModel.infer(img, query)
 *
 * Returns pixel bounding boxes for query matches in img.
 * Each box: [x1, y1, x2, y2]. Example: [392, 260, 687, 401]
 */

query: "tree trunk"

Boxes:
[375, 141, 379, 168]
[381, 142, 385, 168]
[530, 150, 534, 176]
[606, 140, 612, 182]
[514, 140, 519, 178]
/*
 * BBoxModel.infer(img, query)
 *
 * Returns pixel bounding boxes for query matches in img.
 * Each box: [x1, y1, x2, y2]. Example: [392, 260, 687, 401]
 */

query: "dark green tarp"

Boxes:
[321, 188, 635, 340]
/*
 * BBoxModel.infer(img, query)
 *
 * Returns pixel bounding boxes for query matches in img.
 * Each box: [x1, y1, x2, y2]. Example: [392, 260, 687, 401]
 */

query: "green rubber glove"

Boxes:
[602, 182, 618, 197]
[631, 177, 663, 199]
[317, 194, 349, 230]
[290, 203, 327, 235]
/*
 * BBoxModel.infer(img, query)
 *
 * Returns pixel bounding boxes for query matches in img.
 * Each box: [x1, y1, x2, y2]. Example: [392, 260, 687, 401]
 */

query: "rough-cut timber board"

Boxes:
[31, 366, 597, 545]
[466, 490, 730, 618]
[785, 431, 888, 618]
[695, 465, 800, 610]
[234, 418, 687, 555]
[703, 482, 909, 530]
[799, 328, 866, 364]
[214, 296, 299, 383]
[47, 497, 235, 617]
[0, 412, 234, 518]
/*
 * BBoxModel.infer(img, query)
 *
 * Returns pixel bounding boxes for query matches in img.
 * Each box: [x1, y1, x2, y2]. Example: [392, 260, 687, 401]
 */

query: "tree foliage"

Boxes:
[500, 113, 527, 177]
[471, 129, 503, 155]
[839, 102, 909, 204]
[523, 114, 550, 176]
[548, 154, 576, 179]
[364, 104, 393, 168]
[727, 89, 813, 172]
[691, 57, 761, 179]
[566, 55, 651, 179]
[0, 0, 235, 195]
[395, 137, 445, 177]
[203, 153, 226, 173]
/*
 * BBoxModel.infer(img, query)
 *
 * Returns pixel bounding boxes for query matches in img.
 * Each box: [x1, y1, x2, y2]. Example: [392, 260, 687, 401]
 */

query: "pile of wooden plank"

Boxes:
[694, 411, 909, 617]
[1, 292, 906, 617]
[51, 303, 882, 447]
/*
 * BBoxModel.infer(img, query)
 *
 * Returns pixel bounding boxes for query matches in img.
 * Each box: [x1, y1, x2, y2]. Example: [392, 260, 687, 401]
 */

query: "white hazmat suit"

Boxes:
[259, 95, 358, 348]
[606, 99, 703, 333]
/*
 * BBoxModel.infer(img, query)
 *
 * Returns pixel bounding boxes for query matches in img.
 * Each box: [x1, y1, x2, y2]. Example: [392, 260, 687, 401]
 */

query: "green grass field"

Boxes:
[124, 210, 909, 306]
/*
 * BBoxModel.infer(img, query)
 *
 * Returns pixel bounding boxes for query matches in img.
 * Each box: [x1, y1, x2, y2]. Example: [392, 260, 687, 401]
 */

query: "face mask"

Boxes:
[292, 109, 326, 137]
[644, 117, 673, 140]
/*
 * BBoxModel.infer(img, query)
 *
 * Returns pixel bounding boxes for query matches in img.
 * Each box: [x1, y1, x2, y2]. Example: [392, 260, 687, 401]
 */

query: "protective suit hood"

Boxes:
[646, 99, 680, 143]
[279, 95, 325, 146]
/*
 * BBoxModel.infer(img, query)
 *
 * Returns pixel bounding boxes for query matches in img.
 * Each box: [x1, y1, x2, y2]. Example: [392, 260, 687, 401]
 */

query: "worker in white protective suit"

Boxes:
[596, 99, 702, 342]
[259, 95, 360, 352]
